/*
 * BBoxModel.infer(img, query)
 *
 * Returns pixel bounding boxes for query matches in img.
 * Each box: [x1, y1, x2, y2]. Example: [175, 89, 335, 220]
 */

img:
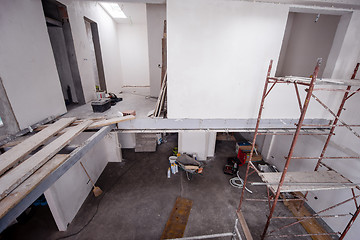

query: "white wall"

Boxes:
[178, 131, 216, 160]
[59, 1, 123, 100]
[0, 0, 67, 130]
[146, 4, 166, 97]
[166, 0, 348, 120]
[45, 132, 122, 231]
[117, 4, 150, 87]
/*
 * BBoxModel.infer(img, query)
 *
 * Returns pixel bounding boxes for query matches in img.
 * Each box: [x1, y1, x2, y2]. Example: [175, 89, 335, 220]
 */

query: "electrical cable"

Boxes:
[56, 160, 137, 240]
[229, 171, 253, 194]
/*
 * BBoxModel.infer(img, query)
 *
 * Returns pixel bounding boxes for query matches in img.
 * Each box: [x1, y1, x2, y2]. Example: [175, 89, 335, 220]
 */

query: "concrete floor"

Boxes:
[1, 134, 325, 240]
[64, 87, 157, 119]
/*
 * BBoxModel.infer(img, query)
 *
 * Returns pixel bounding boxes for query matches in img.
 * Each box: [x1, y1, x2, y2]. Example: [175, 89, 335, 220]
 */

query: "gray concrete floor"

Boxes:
[1, 134, 325, 240]
[63, 87, 157, 119]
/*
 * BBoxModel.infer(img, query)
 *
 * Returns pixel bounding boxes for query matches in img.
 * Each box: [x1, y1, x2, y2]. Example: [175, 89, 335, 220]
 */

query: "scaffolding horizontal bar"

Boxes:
[266, 232, 339, 238]
[289, 156, 360, 160]
[273, 213, 349, 219]
[269, 76, 360, 86]
[165, 232, 234, 240]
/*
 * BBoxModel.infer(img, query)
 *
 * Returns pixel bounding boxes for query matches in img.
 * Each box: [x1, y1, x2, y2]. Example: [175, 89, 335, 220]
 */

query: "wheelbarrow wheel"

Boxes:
[186, 171, 193, 181]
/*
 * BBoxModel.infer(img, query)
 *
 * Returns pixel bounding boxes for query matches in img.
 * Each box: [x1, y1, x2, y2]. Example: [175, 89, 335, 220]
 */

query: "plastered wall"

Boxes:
[117, 4, 150, 87]
[166, 0, 348, 120]
[0, 0, 67, 130]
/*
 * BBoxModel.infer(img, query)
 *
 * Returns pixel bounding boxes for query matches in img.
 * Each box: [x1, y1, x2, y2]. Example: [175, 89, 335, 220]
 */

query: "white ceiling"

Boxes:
[95, 0, 360, 10]
[115, 2, 147, 24]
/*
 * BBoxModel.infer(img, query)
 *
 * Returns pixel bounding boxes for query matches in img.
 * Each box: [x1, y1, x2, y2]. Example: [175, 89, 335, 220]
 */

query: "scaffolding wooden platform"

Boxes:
[258, 171, 357, 193]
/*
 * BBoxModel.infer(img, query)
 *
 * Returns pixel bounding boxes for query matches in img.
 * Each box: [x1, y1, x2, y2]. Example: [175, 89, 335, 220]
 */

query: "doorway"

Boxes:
[84, 17, 107, 92]
[276, 12, 341, 78]
[42, 0, 85, 109]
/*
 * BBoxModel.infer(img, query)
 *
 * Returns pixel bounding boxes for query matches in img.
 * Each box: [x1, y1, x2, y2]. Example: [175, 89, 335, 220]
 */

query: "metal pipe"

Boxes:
[272, 213, 349, 219]
[345, 87, 360, 100]
[301, 124, 360, 127]
[311, 93, 360, 140]
[251, 182, 357, 186]
[293, 83, 303, 113]
[238, 60, 273, 212]
[166, 232, 234, 240]
[261, 59, 322, 239]
[289, 156, 360, 160]
[265, 79, 278, 98]
[340, 205, 360, 240]
[266, 232, 339, 238]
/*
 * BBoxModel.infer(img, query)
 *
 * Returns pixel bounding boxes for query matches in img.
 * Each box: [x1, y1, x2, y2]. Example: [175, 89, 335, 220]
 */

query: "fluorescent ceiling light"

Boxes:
[99, 2, 127, 19]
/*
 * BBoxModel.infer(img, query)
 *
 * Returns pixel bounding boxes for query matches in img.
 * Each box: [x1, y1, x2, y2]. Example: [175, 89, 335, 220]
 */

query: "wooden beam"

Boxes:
[0, 118, 76, 176]
[0, 154, 70, 219]
[236, 210, 253, 240]
[0, 120, 92, 200]
[87, 115, 135, 129]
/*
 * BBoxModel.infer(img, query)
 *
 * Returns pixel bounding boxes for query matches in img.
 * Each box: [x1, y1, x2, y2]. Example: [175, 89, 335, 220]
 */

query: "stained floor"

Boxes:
[1, 134, 325, 240]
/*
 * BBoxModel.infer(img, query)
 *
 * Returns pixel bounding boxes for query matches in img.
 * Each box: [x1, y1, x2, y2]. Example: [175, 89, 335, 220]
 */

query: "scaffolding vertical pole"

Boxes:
[237, 60, 273, 211]
[261, 59, 322, 239]
[339, 205, 360, 240]
[314, 63, 359, 171]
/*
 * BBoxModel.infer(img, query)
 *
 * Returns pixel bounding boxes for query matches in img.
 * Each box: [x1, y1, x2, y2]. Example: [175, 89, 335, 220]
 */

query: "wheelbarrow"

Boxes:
[176, 154, 203, 180]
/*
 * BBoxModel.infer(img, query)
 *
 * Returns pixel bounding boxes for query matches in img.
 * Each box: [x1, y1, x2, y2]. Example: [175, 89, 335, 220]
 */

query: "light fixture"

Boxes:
[99, 2, 127, 19]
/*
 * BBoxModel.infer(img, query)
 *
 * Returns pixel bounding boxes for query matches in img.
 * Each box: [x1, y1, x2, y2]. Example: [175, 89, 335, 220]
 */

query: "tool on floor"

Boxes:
[80, 162, 103, 197]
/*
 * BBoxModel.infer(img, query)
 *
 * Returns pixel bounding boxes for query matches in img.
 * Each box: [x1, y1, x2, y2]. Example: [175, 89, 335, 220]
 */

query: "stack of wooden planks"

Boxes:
[154, 71, 167, 117]
[0, 115, 135, 220]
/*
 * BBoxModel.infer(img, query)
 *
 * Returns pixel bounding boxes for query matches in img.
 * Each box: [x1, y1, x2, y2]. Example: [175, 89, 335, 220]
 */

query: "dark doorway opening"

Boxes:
[42, 0, 86, 109]
[84, 17, 107, 92]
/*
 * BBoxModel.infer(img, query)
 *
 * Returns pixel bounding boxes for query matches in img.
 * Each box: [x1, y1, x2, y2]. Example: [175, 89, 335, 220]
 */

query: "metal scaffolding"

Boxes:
[237, 59, 360, 239]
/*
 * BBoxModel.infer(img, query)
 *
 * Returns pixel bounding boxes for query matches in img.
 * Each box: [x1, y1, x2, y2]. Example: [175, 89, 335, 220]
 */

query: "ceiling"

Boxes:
[95, 0, 360, 10]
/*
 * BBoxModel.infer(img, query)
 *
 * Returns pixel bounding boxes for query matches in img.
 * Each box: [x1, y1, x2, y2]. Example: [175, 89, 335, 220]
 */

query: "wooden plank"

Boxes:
[0, 118, 76, 176]
[236, 210, 253, 240]
[1, 135, 31, 148]
[0, 126, 112, 233]
[87, 115, 135, 129]
[161, 197, 193, 239]
[0, 154, 70, 219]
[283, 193, 332, 240]
[259, 171, 354, 193]
[0, 120, 92, 200]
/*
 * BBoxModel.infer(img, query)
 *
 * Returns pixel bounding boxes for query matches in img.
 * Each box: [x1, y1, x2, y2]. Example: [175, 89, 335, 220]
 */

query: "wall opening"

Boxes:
[42, 0, 86, 109]
[276, 12, 341, 78]
[84, 17, 107, 92]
